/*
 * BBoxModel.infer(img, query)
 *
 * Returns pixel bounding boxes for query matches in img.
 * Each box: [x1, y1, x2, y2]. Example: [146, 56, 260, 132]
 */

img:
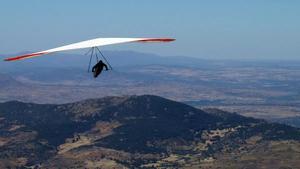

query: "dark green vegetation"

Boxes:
[272, 116, 300, 128]
[0, 95, 299, 168]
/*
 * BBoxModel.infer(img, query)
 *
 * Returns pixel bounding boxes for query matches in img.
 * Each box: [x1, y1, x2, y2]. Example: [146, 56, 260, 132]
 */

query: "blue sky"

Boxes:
[0, 0, 300, 59]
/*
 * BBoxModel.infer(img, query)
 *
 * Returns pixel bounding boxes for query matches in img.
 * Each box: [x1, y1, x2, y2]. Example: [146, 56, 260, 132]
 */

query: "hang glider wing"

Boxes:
[4, 38, 175, 61]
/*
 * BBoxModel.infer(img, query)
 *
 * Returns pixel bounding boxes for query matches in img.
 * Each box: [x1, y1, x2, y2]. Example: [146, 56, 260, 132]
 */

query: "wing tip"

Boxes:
[4, 58, 12, 61]
[3, 52, 47, 62]
[3, 57, 21, 62]
[137, 38, 176, 43]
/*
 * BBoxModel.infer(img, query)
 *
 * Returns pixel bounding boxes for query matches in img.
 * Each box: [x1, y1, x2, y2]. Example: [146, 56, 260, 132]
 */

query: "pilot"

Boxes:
[92, 60, 108, 78]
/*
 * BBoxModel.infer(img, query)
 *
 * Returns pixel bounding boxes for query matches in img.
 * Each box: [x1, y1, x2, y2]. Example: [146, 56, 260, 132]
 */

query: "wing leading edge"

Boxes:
[4, 38, 175, 61]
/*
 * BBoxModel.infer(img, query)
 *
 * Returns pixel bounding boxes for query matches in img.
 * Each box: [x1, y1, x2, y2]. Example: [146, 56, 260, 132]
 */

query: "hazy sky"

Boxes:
[0, 0, 300, 60]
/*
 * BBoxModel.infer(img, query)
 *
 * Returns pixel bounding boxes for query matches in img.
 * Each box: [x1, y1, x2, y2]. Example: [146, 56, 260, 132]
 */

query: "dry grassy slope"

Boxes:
[0, 95, 299, 168]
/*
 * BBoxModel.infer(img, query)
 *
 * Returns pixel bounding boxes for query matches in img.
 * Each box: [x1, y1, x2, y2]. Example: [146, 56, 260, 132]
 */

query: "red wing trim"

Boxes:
[137, 38, 176, 43]
[4, 52, 49, 61]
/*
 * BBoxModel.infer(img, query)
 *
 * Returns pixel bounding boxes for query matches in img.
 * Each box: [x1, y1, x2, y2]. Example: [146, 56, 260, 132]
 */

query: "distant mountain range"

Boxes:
[0, 51, 212, 72]
[2, 50, 300, 71]
[0, 73, 20, 87]
[0, 95, 299, 168]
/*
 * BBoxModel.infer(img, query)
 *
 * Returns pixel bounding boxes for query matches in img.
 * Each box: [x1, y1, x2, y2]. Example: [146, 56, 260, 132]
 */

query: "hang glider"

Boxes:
[4, 37, 175, 78]
[4, 37, 175, 61]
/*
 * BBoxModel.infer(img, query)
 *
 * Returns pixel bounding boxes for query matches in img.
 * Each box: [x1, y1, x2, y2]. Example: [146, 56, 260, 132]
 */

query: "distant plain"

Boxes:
[1, 51, 300, 124]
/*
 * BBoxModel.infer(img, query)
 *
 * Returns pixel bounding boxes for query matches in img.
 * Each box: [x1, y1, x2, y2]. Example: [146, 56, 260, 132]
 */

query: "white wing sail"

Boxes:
[4, 38, 175, 61]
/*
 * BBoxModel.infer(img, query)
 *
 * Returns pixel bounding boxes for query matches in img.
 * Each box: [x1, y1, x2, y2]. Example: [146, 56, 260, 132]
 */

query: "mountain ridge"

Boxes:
[0, 95, 299, 168]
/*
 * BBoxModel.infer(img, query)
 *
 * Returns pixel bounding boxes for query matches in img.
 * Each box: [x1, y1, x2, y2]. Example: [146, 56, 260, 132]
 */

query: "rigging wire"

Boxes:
[87, 47, 113, 72]
[84, 47, 93, 56]
[87, 47, 94, 72]
[95, 47, 113, 70]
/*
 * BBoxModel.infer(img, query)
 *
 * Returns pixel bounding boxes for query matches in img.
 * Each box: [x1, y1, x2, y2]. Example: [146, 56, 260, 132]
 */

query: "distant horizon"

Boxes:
[1, 49, 300, 62]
